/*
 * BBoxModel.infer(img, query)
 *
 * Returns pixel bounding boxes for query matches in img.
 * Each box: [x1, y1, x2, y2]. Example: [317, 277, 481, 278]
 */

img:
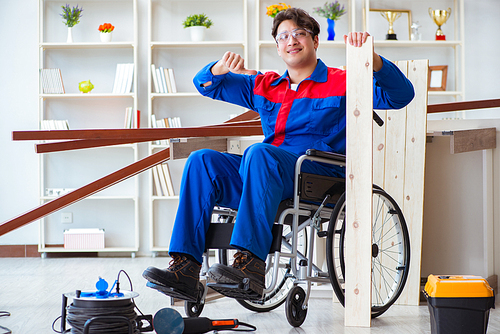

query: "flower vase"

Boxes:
[327, 18, 336, 41]
[100, 32, 112, 42]
[188, 26, 206, 42]
[67, 27, 73, 43]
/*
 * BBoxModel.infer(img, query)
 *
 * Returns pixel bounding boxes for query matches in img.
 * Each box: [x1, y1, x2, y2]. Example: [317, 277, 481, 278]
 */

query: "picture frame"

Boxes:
[428, 65, 448, 91]
[366, 9, 412, 41]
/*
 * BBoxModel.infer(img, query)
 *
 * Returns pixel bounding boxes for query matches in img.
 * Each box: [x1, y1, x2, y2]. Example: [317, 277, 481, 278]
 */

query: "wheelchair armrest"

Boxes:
[305, 149, 346, 163]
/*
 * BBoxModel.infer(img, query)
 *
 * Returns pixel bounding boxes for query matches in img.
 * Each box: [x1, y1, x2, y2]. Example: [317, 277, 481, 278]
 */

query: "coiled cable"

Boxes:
[66, 300, 138, 334]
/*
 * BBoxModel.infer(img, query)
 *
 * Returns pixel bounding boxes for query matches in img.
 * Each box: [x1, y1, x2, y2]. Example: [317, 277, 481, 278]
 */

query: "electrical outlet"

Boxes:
[61, 212, 73, 224]
[228, 140, 241, 154]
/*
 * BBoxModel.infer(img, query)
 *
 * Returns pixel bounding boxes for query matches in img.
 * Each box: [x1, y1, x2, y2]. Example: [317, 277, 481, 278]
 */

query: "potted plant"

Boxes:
[60, 4, 84, 43]
[98, 23, 115, 42]
[313, 1, 346, 41]
[183, 14, 213, 42]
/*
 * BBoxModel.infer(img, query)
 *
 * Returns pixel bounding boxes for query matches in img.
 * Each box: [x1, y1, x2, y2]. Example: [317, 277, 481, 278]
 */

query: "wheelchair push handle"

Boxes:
[373, 110, 384, 127]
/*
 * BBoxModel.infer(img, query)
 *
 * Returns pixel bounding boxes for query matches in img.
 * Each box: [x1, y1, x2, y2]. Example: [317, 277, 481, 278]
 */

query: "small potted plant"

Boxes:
[60, 4, 83, 43]
[183, 14, 213, 42]
[98, 23, 115, 42]
[313, 1, 346, 41]
[266, 3, 291, 18]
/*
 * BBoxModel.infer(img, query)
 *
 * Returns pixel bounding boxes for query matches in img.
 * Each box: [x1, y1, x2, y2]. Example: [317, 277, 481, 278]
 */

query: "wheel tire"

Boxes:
[326, 188, 411, 318]
[237, 225, 307, 313]
[285, 286, 307, 327]
[184, 284, 205, 317]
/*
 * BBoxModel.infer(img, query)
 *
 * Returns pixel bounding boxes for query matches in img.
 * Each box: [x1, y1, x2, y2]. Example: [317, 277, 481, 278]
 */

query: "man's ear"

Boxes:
[313, 35, 319, 50]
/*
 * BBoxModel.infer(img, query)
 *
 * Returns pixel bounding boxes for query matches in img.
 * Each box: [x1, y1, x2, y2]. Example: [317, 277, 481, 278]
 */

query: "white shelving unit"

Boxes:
[37, 0, 139, 257]
[147, 0, 248, 254]
[256, 0, 464, 106]
[361, 0, 465, 106]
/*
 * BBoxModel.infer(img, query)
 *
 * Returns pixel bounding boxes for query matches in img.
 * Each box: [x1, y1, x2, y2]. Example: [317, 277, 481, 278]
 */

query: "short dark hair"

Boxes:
[271, 8, 320, 40]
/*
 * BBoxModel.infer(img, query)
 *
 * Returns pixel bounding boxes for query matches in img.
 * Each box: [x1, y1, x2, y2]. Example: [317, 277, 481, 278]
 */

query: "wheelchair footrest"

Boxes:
[207, 278, 263, 301]
[146, 281, 202, 303]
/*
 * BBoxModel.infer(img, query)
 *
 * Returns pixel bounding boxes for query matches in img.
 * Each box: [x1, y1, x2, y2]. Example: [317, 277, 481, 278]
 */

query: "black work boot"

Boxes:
[143, 254, 201, 301]
[208, 251, 265, 289]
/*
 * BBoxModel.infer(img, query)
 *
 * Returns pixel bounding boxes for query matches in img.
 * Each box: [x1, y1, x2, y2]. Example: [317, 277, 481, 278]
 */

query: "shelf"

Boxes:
[428, 91, 463, 96]
[374, 40, 462, 48]
[258, 40, 462, 48]
[40, 42, 135, 49]
[152, 195, 180, 200]
[151, 41, 246, 48]
[41, 195, 138, 201]
[39, 93, 135, 99]
[39, 246, 138, 253]
[151, 92, 200, 98]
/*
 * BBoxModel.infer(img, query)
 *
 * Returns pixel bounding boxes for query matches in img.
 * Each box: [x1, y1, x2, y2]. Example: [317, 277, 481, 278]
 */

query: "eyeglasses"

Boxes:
[275, 28, 314, 44]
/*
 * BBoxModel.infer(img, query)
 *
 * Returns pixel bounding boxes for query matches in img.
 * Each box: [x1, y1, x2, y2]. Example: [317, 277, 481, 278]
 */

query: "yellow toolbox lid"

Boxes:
[424, 275, 494, 298]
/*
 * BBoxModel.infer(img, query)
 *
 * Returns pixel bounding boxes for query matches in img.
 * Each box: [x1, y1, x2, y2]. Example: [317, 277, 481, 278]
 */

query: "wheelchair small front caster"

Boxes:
[285, 286, 307, 327]
[184, 283, 205, 317]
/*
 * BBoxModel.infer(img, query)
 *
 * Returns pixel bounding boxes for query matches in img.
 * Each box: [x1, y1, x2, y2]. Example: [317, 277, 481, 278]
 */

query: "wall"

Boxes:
[0, 0, 499, 277]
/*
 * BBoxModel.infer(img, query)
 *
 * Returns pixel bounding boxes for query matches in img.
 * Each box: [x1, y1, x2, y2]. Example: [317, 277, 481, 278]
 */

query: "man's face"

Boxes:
[276, 19, 319, 70]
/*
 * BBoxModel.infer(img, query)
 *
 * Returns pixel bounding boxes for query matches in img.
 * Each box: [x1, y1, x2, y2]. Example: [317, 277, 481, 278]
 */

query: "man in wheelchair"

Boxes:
[143, 7, 415, 303]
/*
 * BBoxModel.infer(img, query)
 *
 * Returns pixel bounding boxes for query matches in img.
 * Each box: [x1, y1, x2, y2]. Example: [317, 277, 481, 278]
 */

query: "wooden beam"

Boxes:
[170, 137, 228, 160]
[13, 125, 262, 142]
[345, 36, 373, 327]
[0, 148, 171, 236]
[451, 128, 496, 154]
[427, 99, 500, 114]
[427, 128, 496, 153]
[22, 125, 263, 153]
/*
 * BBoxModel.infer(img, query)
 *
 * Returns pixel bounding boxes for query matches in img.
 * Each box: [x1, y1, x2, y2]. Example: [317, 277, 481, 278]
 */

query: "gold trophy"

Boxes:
[429, 8, 451, 40]
[380, 11, 402, 40]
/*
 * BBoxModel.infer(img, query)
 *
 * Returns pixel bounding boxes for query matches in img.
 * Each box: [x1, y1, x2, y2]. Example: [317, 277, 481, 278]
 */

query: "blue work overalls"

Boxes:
[169, 58, 415, 263]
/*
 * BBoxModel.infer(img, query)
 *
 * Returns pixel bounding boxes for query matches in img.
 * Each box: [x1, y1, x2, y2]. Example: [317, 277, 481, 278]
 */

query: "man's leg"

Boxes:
[208, 143, 345, 295]
[143, 149, 243, 300]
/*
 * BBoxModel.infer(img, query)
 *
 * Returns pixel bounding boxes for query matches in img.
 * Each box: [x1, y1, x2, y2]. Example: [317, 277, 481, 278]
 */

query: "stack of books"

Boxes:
[151, 115, 182, 145]
[124, 107, 140, 129]
[152, 163, 175, 196]
[40, 68, 65, 94]
[112, 63, 135, 94]
[151, 64, 177, 93]
[41, 120, 69, 130]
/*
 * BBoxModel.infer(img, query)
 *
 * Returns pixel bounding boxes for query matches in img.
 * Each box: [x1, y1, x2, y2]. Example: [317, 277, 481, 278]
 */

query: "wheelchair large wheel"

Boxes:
[236, 225, 307, 313]
[326, 188, 410, 318]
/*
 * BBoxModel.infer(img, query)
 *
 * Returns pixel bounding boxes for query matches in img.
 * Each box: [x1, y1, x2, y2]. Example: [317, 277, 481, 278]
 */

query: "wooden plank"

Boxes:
[427, 98, 500, 114]
[451, 128, 496, 154]
[372, 110, 387, 187]
[384, 60, 408, 208]
[13, 125, 263, 142]
[380, 61, 408, 306]
[399, 59, 429, 305]
[345, 36, 373, 327]
[0, 148, 171, 236]
[170, 137, 228, 160]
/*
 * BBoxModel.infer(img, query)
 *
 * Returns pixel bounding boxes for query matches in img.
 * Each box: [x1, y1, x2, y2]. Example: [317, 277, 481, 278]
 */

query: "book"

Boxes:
[156, 68, 165, 93]
[112, 64, 124, 94]
[164, 68, 172, 93]
[151, 64, 159, 93]
[167, 68, 177, 93]
[159, 67, 168, 94]
[161, 163, 175, 196]
[124, 63, 134, 93]
[152, 165, 164, 196]
[156, 165, 169, 196]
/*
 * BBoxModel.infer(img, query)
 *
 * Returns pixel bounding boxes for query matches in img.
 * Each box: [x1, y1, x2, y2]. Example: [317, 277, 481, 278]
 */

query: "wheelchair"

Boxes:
[181, 148, 411, 327]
